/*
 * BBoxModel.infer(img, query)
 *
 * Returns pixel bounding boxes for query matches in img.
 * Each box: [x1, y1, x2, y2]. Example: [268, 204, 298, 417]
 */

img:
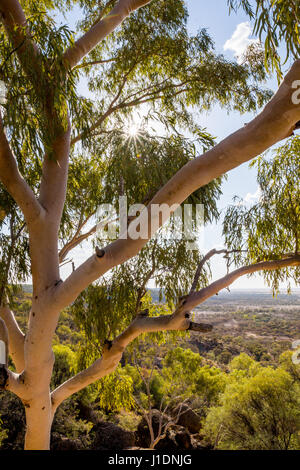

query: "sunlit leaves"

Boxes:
[204, 360, 300, 450]
[223, 136, 300, 292]
[97, 369, 135, 412]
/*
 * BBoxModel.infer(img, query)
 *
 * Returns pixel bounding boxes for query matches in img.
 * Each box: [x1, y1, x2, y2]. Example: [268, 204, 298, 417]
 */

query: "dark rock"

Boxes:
[176, 404, 202, 434]
[91, 421, 135, 450]
[51, 435, 84, 451]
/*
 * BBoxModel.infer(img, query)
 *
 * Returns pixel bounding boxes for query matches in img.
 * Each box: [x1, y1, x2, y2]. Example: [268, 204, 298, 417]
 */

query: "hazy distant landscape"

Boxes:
[147, 287, 300, 366]
[150, 287, 300, 305]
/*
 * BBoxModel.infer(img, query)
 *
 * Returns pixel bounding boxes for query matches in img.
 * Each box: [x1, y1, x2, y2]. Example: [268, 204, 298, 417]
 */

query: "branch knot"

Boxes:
[96, 247, 105, 258]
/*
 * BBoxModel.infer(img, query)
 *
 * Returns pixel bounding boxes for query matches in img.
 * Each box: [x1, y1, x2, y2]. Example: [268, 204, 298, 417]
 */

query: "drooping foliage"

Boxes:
[223, 136, 300, 292]
[228, 0, 300, 77]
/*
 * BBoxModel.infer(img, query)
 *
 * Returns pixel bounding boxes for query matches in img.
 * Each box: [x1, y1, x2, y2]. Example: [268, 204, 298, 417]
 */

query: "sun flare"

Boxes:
[126, 121, 141, 138]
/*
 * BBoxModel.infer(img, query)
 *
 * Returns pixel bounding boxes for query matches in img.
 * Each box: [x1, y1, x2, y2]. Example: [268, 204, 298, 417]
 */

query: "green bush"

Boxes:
[51, 344, 76, 389]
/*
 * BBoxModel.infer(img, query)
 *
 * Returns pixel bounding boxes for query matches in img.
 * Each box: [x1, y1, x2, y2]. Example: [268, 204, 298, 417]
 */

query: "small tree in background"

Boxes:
[204, 354, 300, 450]
[131, 354, 189, 449]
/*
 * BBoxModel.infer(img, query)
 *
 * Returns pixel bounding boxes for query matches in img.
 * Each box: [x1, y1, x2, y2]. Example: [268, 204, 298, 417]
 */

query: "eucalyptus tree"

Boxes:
[228, 0, 300, 77]
[0, 0, 299, 451]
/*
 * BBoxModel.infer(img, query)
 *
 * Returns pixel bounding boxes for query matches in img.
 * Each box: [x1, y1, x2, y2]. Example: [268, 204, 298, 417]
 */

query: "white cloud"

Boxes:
[244, 187, 261, 203]
[224, 22, 259, 64]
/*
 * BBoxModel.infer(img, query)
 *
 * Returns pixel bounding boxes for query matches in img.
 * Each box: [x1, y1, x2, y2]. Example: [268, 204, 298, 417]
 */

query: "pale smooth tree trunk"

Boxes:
[0, 0, 299, 451]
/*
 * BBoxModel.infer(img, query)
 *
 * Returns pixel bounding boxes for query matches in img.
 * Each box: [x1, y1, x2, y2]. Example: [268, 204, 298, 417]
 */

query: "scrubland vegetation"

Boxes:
[1, 289, 299, 451]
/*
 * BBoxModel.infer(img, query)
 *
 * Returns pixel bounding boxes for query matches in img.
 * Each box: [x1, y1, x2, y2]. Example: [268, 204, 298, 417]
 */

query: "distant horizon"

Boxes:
[21, 284, 300, 294]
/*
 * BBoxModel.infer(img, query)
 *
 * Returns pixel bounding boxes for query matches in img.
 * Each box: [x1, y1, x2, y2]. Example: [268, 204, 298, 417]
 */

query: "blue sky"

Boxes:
[60, 1, 297, 291]
[184, 1, 270, 288]
[183, 1, 295, 290]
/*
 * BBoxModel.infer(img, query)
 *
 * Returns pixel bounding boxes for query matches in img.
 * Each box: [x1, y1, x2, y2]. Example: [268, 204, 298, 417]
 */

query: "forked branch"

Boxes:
[59, 216, 119, 263]
[51, 253, 300, 410]
[182, 255, 300, 313]
[62, 0, 153, 70]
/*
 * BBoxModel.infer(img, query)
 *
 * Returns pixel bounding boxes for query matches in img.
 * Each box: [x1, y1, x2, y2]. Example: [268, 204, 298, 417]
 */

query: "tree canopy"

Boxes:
[0, 0, 299, 450]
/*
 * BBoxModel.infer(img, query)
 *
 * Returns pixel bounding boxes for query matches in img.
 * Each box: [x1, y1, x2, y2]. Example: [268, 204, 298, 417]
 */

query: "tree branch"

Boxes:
[0, 0, 42, 82]
[62, 0, 153, 70]
[53, 60, 300, 311]
[182, 255, 300, 313]
[0, 297, 25, 373]
[51, 253, 300, 410]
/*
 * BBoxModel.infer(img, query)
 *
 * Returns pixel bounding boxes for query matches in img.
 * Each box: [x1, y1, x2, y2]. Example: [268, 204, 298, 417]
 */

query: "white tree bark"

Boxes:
[63, 0, 153, 69]
[0, 299, 25, 372]
[0, 0, 299, 450]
